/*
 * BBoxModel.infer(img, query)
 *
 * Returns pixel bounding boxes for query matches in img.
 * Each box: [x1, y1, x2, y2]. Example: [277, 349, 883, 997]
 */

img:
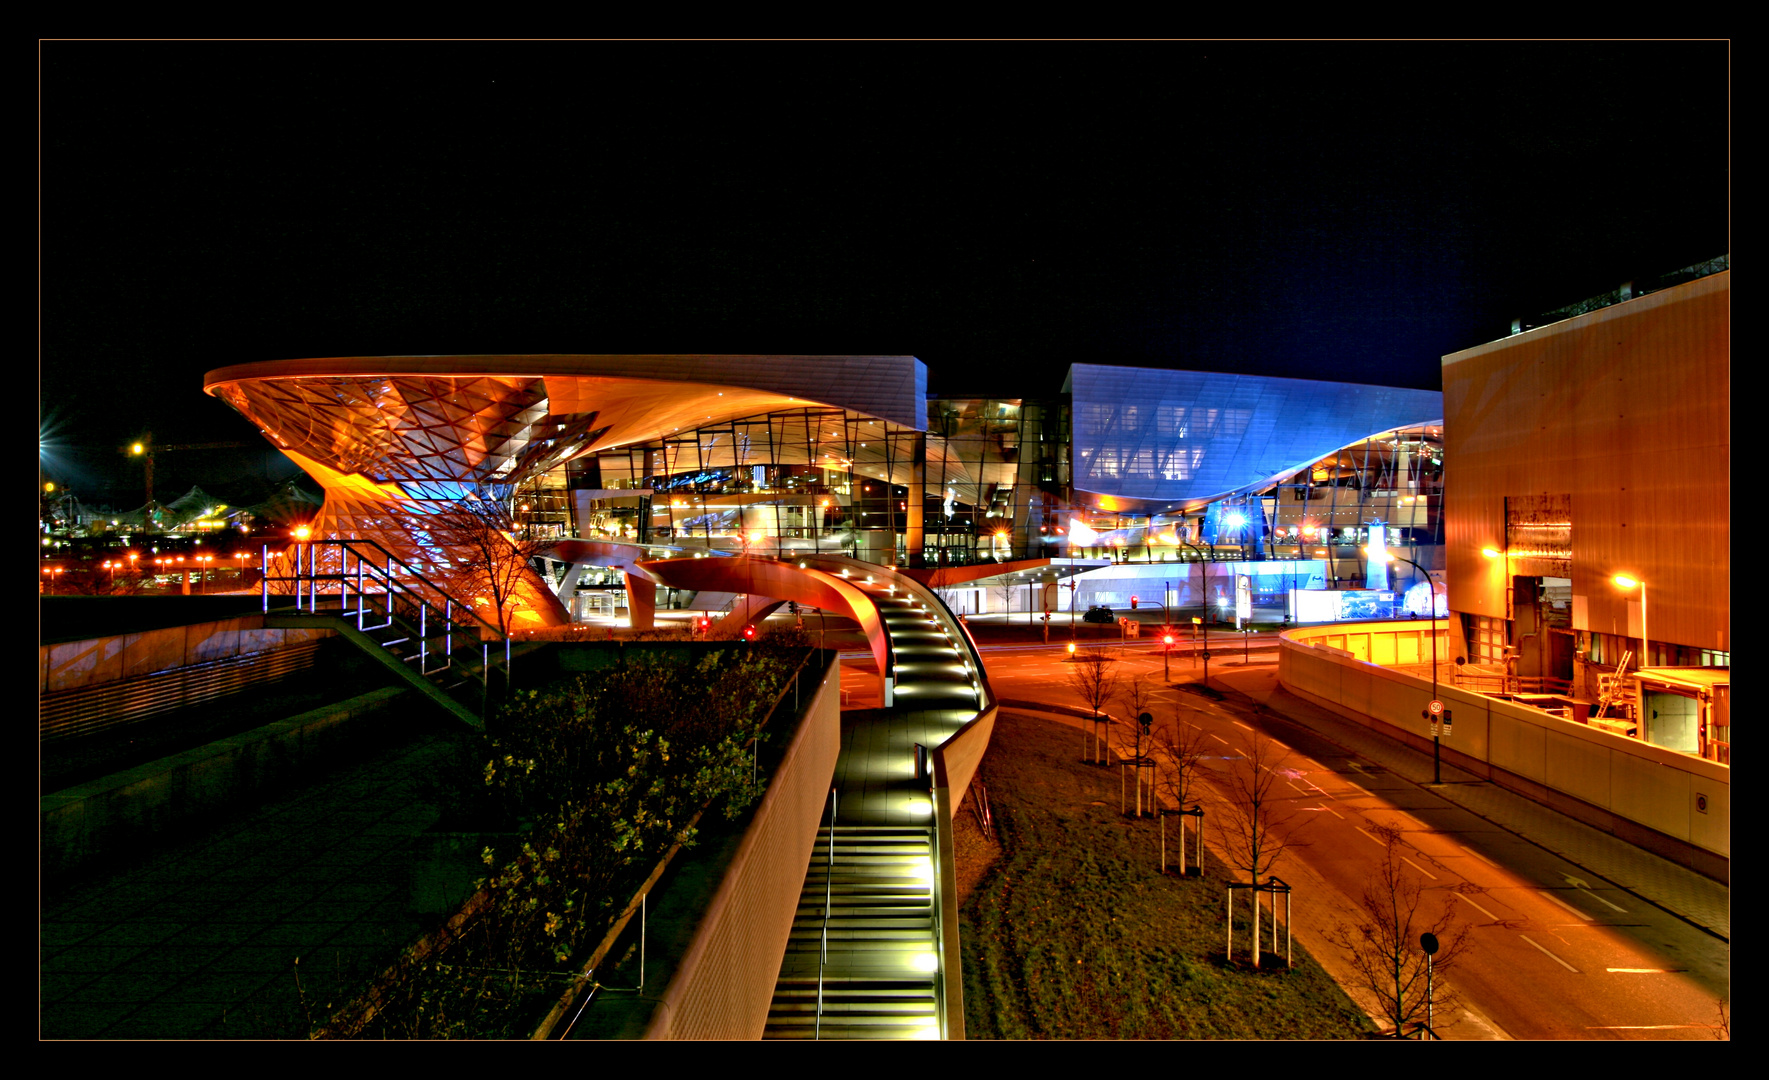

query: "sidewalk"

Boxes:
[1212, 664, 1730, 942]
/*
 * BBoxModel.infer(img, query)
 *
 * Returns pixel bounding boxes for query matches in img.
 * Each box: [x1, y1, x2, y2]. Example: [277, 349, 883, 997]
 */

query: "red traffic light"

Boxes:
[1130, 595, 1139, 609]
[743, 625, 757, 641]
[1163, 633, 1175, 645]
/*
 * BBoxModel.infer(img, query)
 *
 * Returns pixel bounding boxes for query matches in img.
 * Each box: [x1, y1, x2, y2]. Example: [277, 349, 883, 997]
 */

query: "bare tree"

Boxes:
[1154, 715, 1207, 813]
[992, 580, 1017, 620]
[926, 564, 965, 618]
[1119, 675, 1158, 813]
[1325, 824, 1472, 1037]
[1209, 728, 1305, 885]
[426, 496, 550, 635]
[1066, 647, 1121, 763]
[1154, 715, 1210, 873]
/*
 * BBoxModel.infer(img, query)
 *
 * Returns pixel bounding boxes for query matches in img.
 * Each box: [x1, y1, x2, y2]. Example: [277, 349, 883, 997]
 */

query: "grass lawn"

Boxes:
[956, 709, 1373, 1040]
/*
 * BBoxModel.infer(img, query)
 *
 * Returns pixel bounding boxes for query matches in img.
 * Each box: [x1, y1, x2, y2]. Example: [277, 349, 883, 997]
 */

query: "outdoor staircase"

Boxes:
[1594, 649, 1636, 721]
[765, 825, 942, 1040]
[874, 594, 982, 710]
[761, 561, 991, 1040]
[259, 539, 510, 730]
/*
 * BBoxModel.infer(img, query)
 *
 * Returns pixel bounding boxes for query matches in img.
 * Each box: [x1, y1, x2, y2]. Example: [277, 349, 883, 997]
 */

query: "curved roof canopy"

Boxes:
[204, 355, 928, 491]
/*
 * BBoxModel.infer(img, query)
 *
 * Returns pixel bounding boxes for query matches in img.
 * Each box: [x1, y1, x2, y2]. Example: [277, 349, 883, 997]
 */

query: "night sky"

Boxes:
[39, 40, 1729, 506]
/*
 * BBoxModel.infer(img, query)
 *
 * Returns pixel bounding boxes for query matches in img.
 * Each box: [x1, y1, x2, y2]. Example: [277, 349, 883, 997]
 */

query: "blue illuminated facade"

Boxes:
[1065, 364, 1444, 511]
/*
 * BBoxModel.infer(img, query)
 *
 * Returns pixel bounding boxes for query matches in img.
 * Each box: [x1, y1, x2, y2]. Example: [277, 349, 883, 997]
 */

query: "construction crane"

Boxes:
[125, 431, 250, 530]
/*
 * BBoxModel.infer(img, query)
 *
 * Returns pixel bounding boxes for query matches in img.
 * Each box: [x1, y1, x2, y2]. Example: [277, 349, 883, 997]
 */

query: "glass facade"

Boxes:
[516, 387, 1443, 579]
[204, 355, 1448, 621]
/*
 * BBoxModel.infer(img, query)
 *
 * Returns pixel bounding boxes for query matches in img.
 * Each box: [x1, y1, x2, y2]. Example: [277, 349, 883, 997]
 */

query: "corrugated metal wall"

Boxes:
[1442, 271, 1730, 655]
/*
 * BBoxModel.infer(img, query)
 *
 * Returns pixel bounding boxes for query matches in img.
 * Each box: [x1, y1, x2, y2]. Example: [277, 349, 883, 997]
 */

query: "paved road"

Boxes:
[976, 642, 1730, 1041]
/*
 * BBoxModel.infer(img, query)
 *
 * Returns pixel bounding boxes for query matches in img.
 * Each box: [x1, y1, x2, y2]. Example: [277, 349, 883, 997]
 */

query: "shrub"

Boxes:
[336, 647, 803, 1038]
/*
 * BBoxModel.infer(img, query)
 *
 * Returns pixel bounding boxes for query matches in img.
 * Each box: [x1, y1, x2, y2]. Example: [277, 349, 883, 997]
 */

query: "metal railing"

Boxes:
[262, 539, 511, 690]
[1451, 670, 1574, 698]
[40, 639, 324, 742]
[817, 786, 837, 1040]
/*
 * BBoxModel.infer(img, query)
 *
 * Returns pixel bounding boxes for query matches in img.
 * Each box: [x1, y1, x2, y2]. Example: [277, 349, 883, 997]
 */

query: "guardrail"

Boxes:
[263, 539, 510, 691]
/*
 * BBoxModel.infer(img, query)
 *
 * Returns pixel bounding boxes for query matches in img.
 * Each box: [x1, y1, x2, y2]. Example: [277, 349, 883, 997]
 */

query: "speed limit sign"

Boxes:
[1428, 699, 1445, 717]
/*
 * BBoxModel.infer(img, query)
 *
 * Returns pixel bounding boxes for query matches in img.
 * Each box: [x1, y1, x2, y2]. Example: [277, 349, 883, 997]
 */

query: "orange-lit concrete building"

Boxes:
[1442, 261, 1730, 761]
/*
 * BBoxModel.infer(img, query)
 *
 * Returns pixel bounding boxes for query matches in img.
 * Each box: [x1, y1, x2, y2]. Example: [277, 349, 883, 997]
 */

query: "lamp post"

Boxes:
[1378, 548, 1443, 784]
[1179, 540, 1212, 686]
[1613, 575, 1647, 670]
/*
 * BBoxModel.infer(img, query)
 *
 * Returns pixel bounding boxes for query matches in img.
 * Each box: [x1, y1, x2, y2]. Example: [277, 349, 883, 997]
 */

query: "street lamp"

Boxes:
[1374, 547, 1445, 784]
[1613, 574, 1647, 669]
[1178, 539, 1213, 686]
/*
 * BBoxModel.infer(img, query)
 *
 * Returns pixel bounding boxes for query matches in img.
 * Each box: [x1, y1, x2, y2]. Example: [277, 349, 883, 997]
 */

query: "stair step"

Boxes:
[773, 980, 935, 995]
[765, 1018, 940, 1039]
[788, 928, 936, 941]
[768, 1002, 937, 1016]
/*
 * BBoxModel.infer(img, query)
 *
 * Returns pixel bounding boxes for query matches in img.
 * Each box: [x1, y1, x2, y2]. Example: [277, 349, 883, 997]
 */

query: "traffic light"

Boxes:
[743, 625, 757, 641]
[1130, 595, 1139, 609]
[1163, 632, 1175, 648]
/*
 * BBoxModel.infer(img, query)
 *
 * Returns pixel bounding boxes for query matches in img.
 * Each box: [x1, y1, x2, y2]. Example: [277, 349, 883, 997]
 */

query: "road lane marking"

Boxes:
[1316, 804, 1343, 819]
[1540, 891, 1593, 921]
[1605, 968, 1686, 974]
[1208, 734, 1229, 745]
[1459, 845, 1499, 867]
[1232, 721, 1252, 731]
[1401, 856, 1437, 880]
[1285, 780, 1310, 796]
[1582, 890, 1628, 913]
[1453, 891, 1500, 921]
[1355, 827, 1386, 847]
[1519, 934, 1580, 972]
[1393, 812, 1428, 831]
[1342, 782, 1371, 799]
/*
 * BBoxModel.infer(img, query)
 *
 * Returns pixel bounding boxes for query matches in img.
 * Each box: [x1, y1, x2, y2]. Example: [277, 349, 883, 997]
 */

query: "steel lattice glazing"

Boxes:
[205, 355, 929, 625]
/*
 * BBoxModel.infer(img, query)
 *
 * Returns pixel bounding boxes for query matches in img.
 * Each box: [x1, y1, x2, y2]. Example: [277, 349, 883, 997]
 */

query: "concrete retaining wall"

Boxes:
[40, 615, 333, 695]
[1279, 621, 1729, 881]
[40, 686, 410, 881]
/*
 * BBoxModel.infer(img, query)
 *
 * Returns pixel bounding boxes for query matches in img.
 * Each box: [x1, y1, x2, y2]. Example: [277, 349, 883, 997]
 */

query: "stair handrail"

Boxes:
[262, 538, 511, 685]
[1594, 649, 1635, 719]
[818, 785, 837, 1040]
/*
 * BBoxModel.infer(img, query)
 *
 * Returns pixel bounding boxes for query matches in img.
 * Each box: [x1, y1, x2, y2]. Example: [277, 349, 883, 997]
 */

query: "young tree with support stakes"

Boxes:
[1325, 824, 1472, 1037]
[1065, 647, 1121, 764]
[1210, 729, 1307, 966]
[1119, 676, 1158, 815]
[1153, 714, 1209, 874]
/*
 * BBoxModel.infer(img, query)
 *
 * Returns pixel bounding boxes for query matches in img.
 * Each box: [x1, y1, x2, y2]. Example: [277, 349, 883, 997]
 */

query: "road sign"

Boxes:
[1428, 699, 1444, 716]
